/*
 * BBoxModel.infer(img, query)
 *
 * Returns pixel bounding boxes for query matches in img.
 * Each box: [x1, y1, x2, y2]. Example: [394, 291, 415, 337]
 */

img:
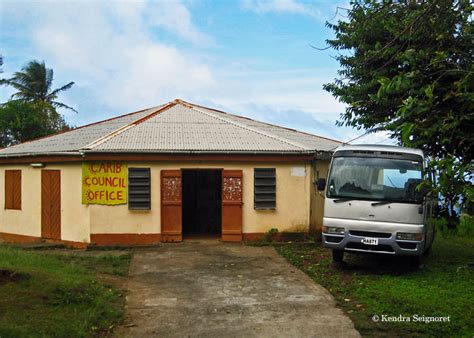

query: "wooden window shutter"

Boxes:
[161, 170, 182, 242]
[222, 170, 243, 242]
[4, 170, 13, 209]
[5, 170, 21, 210]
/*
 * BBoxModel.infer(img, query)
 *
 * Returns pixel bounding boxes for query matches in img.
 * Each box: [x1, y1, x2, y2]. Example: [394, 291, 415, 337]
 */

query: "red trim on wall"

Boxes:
[242, 232, 308, 242]
[90, 233, 162, 246]
[48, 239, 87, 249]
[242, 233, 265, 241]
[0, 232, 39, 243]
[0, 231, 308, 247]
[0, 232, 87, 249]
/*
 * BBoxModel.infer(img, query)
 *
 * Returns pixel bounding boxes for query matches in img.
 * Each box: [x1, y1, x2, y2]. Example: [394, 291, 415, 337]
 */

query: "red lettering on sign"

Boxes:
[83, 163, 127, 204]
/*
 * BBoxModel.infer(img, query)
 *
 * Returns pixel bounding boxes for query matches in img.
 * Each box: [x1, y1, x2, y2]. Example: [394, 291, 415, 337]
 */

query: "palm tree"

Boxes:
[0, 60, 77, 112]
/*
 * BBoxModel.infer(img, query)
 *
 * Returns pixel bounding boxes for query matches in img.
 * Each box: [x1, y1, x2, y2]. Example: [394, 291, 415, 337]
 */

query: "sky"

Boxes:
[0, 0, 392, 144]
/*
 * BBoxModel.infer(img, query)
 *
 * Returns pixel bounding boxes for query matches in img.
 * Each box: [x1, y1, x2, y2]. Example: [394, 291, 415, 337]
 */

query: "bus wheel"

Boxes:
[332, 249, 344, 263]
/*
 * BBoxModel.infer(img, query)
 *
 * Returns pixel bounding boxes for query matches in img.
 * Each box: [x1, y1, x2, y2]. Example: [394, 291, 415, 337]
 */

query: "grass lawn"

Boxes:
[276, 236, 474, 337]
[0, 247, 131, 337]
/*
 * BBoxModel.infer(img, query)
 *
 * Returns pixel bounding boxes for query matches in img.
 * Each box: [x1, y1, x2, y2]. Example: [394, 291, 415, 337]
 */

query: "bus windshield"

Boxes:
[327, 157, 423, 203]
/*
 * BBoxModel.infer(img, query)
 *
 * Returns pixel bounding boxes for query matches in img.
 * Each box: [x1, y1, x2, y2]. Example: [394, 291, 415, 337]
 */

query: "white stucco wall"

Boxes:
[0, 163, 90, 242]
[0, 160, 325, 242]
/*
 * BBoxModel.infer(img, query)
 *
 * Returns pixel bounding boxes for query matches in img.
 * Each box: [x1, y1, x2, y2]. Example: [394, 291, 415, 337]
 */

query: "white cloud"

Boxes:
[104, 44, 214, 109]
[1, 0, 354, 141]
[242, 0, 321, 18]
[146, 1, 213, 46]
[350, 131, 397, 145]
[1, 0, 215, 117]
[207, 67, 346, 122]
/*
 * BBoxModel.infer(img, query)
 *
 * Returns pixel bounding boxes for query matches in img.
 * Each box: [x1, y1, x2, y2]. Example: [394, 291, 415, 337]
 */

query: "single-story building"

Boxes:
[0, 99, 341, 247]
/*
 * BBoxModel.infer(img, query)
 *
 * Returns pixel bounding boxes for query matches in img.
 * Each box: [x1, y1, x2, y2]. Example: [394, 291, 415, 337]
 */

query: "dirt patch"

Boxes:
[0, 269, 30, 285]
[96, 272, 128, 290]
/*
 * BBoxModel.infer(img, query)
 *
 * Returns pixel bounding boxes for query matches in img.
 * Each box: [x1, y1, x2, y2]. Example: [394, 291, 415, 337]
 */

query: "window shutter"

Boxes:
[128, 168, 151, 210]
[254, 168, 276, 209]
[13, 171, 21, 209]
[4, 170, 13, 209]
[5, 170, 21, 210]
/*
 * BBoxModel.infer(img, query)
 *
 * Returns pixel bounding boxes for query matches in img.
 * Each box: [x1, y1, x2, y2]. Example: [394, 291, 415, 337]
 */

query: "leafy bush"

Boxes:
[432, 217, 452, 238]
[458, 214, 474, 237]
[433, 215, 474, 238]
[264, 228, 279, 242]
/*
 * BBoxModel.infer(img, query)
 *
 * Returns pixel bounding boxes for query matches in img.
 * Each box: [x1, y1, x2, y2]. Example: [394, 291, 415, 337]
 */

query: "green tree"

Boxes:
[1, 60, 77, 112]
[0, 100, 70, 148]
[0, 60, 75, 146]
[324, 0, 473, 220]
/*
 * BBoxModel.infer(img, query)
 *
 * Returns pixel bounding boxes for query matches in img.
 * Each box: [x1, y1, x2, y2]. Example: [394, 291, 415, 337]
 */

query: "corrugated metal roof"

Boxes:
[193, 104, 341, 152]
[0, 100, 341, 157]
[0, 106, 162, 156]
[93, 104, 306, 152]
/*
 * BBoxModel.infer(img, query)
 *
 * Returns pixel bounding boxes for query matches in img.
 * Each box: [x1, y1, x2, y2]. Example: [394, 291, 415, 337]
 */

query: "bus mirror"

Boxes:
[315, 178, 326, 191]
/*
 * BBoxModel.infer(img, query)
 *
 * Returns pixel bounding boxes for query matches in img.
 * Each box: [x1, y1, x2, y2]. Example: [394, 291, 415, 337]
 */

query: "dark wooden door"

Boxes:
[222, 170, 243, 242]
[161, 170, 182, 242]
[41, 170, 61, 240]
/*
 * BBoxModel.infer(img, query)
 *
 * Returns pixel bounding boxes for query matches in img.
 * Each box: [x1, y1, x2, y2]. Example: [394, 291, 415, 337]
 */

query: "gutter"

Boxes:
[0, 149, 329, 161]
[0, 146, 337, 161]
[0, 151, 83, 159]
[80, 150, 316, 155]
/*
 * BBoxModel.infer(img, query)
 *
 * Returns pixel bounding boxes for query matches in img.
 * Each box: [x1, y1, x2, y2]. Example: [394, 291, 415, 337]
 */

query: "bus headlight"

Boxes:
[322, 226, 345, 235]
[396, 232, 423, 241]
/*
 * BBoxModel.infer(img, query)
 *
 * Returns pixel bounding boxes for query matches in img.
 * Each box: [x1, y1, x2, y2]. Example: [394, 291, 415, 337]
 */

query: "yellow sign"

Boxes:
[82, 162, 127, 205]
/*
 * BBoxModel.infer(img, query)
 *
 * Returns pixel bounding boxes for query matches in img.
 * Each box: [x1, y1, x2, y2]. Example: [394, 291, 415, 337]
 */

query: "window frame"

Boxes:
[128, 167, 151, 210]
[254, 168, 276, 210]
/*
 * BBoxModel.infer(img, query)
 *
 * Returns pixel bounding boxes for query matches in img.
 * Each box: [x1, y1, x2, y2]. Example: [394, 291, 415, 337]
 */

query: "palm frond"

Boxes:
[45, 67, 53, 94]
[2, 79, 36, 100]
[0, 78, 11, 86]
[47, 82, 75, 99]
[51, 101, 78, 113]
[3, 60, 76, 111]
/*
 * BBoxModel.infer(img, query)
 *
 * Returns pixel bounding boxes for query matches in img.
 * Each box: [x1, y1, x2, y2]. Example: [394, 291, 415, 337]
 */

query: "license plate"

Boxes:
[361, 238, 378, 245]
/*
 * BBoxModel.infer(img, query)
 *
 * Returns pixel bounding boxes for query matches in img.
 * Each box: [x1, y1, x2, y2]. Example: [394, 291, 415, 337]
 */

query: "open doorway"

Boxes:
[182, 169, 222, 238]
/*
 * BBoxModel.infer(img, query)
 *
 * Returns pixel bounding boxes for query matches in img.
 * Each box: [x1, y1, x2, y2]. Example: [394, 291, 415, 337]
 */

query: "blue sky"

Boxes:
[0, 0, 391, 143]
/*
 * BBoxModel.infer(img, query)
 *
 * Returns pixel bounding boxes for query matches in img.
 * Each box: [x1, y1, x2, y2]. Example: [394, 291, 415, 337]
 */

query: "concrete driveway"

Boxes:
[115, 240, 359, 338]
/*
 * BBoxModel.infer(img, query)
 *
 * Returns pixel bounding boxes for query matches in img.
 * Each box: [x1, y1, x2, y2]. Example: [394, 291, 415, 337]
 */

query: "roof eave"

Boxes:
[0, 151, 83, 159]
[81, 149, 316, 155]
